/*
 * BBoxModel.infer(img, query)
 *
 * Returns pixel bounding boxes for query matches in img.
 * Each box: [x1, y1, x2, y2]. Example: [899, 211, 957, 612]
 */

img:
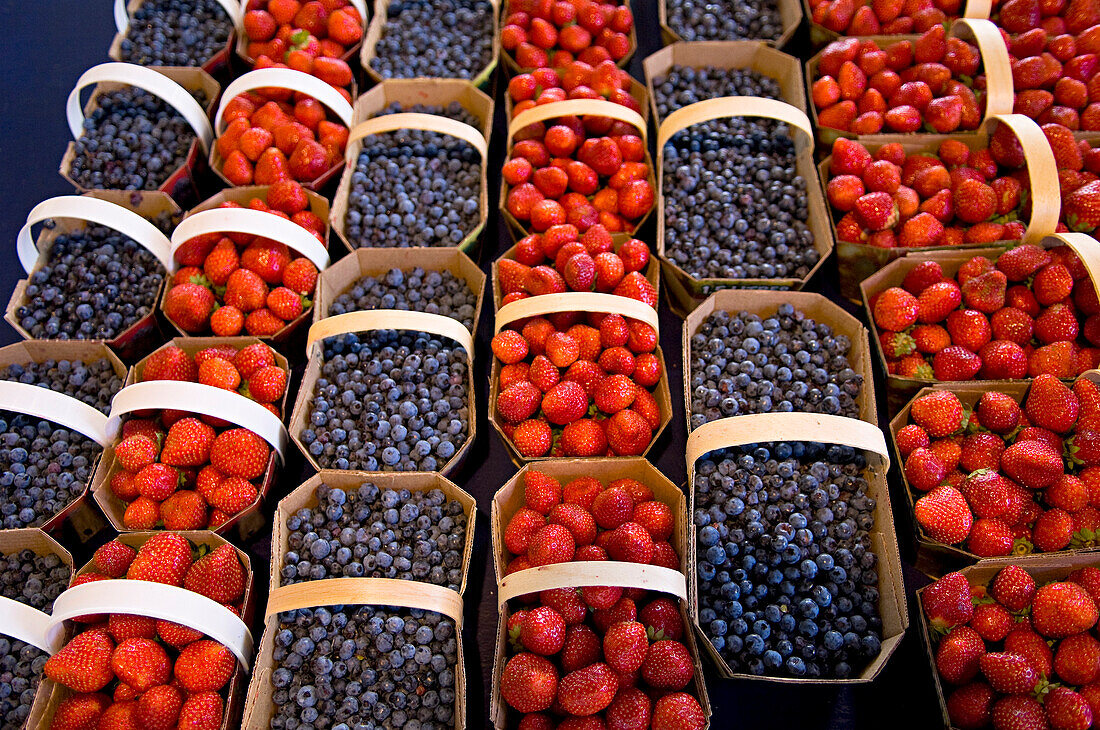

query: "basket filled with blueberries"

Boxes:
[109, 0, 238, 72]
[659, 0, 798, 48]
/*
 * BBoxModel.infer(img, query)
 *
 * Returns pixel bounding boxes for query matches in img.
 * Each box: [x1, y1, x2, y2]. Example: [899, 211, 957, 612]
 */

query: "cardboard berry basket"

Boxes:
[330, 105, 492, 255]
[8, 192, 178, 358]
[0, 528, 74, 730]
[503, 74, 649, 125]
[38, 530, 256, 730]
[362, 0, 500, 87]
[657, 0, 801, 48]
[685, 412, 908, 680]
[210, 67, 356, 192]
[501, 98, 657, 240]
[163, 200, 333, 344]
[682, 289, 878, 434]
[655, 97, 833, 317]
[187, 184, 332, 248]
[828, 113, 1062, 303]
[498, 0, 638, 76]
[108, 0, 240, 74]
[805, 20, 1014, 146]
[235, 0, 368, 72]
[351, 78, 495, 138]
[641, 40, 808, 125]
[860, 232, 1100, 412]
[489, 459, 711, 728]
[59, 62, 220, 209]
[288, 310, 478, 475]
[91, 379, 290, 540]
[488, 292, 673, 465]
[314, 248, 487, 341]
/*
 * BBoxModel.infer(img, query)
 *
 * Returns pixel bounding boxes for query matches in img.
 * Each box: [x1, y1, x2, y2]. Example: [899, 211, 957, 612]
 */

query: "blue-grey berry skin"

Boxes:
[118, 0, 232, 67]
[370, 0, 494, 80]
[653, 65, 784, 122]
[343, 129, 482, 250]
[328, 267, 478, 331]
[664, 117, 818, 285]
[0, 359, 123, 415]
[0, 548, 71, 725]
[665, 0, 783, 41]
[15, 225, 165, 342]
[303, 330, 470, 472]
[693, 441, 882, 679]
[68, 87, 208, 192]
[688, 304, 863, 430]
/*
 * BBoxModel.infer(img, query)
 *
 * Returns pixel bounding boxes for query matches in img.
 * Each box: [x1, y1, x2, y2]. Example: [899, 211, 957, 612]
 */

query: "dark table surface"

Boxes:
[0, 1, 949, 728]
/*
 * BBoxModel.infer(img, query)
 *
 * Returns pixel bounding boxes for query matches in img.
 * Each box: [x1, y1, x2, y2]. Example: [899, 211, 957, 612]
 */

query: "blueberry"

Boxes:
[370, 0, 494, 80]
[0, 358, 122, 414]
[119, 0, 231, 67]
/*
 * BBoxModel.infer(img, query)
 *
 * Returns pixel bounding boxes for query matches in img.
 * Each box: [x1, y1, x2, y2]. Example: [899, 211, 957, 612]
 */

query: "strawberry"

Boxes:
[501, 653, 558, 713]
[606, 409, 652, 455]
[209, 428, 270, 480]
[211, 476, 258, 515]
[990, 695, 1047, 730]
[990, 564, 1036, 611]
[1064, 180, 1100, 232]
[50, 693, 112, 730]
[160, 490, 207, 530]
[127, 533, 193, 586]
[136, 684, 183, 730]
[916, 281, 961, 324]
[520, 606, 567, 656]
[513, 419, 552, 457]
[854, 191, 900, 230]
[45, 629, 115, 692]
[247, 366, 288, 403]
[932, 346, 982, 380]
[541, 381, 588, 425]
[527, 524, 575, 566]
[976, 391, 1020, 433]
[1054, 632, 1100, 685]
[558, 662, 618, 716]
[174, 640, 235, 692]
[524, 470, 563, 515]
[160, 417, 216, 467]
[1032, 581, 1099, 637]
[640, 640, 694, 690]
[909, 391, 964, 437]
[176, 691, 224, 730]
[1025, 373, 1080, 433]
[961, 270, 1008, 314]
[873, 287, 920, 331]
[144, 346, 198, 382]
[115, 434, 160, 473]
[492, 330, 529, 364]
[1001, 440, 1064, 489]
[164, 284, 216, 333]
[914, 485, 973, 544]
[282, 257, 318, 295]
[606, 686, 652, 730]
[971, 603, 1013, 642]
[499, 382, 542, 423]
[905, 447, 947, 491]
[979, 652, 1040, 694]
[830, 137, 872, 176]
[602, 620, 648, 673]
[92, 540, 137, 578]
[651, 693, 706, 730]
[967, 518, 1013, 557]
[1045, 687, 1095, 730]
[935, 625, 985, 684]
[184, 544, 245, 604]
[946, 682, 994, 730]
[110, 637, 170, 692]
[560, 418, 608, 457]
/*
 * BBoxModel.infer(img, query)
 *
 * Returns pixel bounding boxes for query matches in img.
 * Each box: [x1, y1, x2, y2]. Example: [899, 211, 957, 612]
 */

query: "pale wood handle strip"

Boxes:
[266, 578, 464, 623]
[497, 562, 687, 609]
[494, 292, 659, 334]
[0, 381, 110, 447]
[307, 310, 474, 353]
[963, 0, 992, 17]
[508, 99, 647, 147]
[171, 207, 330, 270]
[345, 113, 488, 162]
[1042, 232, 1100, 290]
[657, 97, 814, 150]
[989, 114, 1061, 245]
[215, 68, 354, 133]
[952, 19, 1013, 119]
[0, 596, 55, 654]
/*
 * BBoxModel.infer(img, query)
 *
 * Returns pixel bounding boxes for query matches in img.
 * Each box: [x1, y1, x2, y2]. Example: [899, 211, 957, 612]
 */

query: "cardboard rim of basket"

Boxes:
[681, 289, 878, 435]
[59, 65, 220, 206]
[288, 310, 477, 476]
[487, 293, 673, 466]
[39, 530, 255, 730]
[330, 102, 492, 256]
[915, 554, 1100, 730]
[109, 0, 237, 73]
[361, 0, 500, 86]
[503, 74, 650, 125]
[500, 98, 657, 241]
[498, 0, 637, 75]
[657, 0, 801, 48]
[653, 95, 834, 315]
[685, 412, 908, 682]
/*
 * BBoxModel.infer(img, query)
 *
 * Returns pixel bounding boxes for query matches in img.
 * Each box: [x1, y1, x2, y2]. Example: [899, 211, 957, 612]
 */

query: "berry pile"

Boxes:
[343, 129, 482, 249]
[327, 267, 479, 331]
[812, 28, 986, 135]
[281, 481, 467, 589]
[269, 604, 459, 729]
[0, 415, 102, 529]
[369, 0, 494, 80]
[497, 224, 656, 307]
[491, 313, 664, 458]
[924, 567, 1100, 729]
[505, 114, 654, 235]
[166, 183, 322, 337]
[44, 535, 246, 730]
[664, 0, 784, 42]
[300, 330, 471, 472]
[830, 130, 1036, 250]
[688, 305, 864, 429]
[809, 0, 958, 36]
[0, 358, 123, 414]
[68, 87, 208, 192]
[871, 243, 1098, 381]
[374, 101, 481, 127]
[216, 89, 349, 186]
[663, 116, 819, 283]
[693, 441, 883, 678]
[901, 379, 1100, 556]
[0, 548, 70, 728]
[118, 0, 233, 67]
[1058, 130, 1100, 233]
[507, 62, 643, 119]
[243, 0, 362, 90]
[139, 343, 289, 415]
[1005, 22, 1100, 131]
[652, 65, 783, 121]
[501, 0, 634, 70]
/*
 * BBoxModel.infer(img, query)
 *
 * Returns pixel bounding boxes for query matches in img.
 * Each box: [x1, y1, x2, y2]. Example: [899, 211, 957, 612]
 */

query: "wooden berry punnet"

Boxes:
[655, 96, 833, 316]
[109, 0, 240, 73]
[499, 0, 636, 75]
[188, 185, 332, 248]
[861, 232, 1100, 412]
[37, 530, 256, 730]
[685, 412, 908, 681]
[331, 103, 492, 255]
[235, 0, 368, 68]
[658, 0, 801, 47]
[503, 72, 649, 125]
[831, 114, 1063, 302]
[289, 309, 478, 475]
[490, 458, 712, 729]
[242, 470, 475, 728]
[488, 292, 673, 465]
[0, 528, 73, 729]
[681, 289, 878, 432]
[58, 62, 220, 208]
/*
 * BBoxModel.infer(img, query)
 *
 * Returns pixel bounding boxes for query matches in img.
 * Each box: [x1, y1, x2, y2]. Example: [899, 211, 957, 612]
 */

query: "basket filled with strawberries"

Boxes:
[211, 67, 354, 191]
[829, 114, 1063, 301]
[500, 0, 636, 73]
[506, 61, 648, 124]
[491, 459, 712, 728]
[109, 0, 239, 72]
[804, 0, 961, 46]
[36, 531, 255, 730]
[918, 558, 1100, 730]
[686, 412, 908, 680]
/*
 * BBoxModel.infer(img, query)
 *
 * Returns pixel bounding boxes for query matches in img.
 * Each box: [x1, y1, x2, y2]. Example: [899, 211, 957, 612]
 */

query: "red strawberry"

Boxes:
[639, 598, 684, 641]
[1045, 687, 1095, 730]
[165, 284, 216, 333]
[111, 637, 170, 692]
[1032, 582, 1099, 637]
[127, 533, 192, 586]
[914, 485, 973, 544]
[979, 652, 1039, 694]
[922, 573, 975, 630]
[959, 433, 1005, 473]
[1001, 440, 1064, 489]
[905, 447, 947, 491]
[160, 418, 216, 467]
[144, 346, 199, 382]
[1004, 624, 1053, 678]
[520, 606, 567, 656]
[527, 524, 575, 566]
[136, 684, 183, 730]
[967, 518, 1013, 557]
[961, 270, 1007, 314]
[606, 409, 653, 455]
[174, 640, 235, 692]
[640, 640, 694, 690]
[971, 603, 1013, 643]
[651, 693, 706, 730]
[935, 625, 985, 684]
[990, 564, 1036, 611]
[50, 693, 112, 730]
[991, 695, 1047, 730]
[500, 655, 559, 713]
[909, 391, 964, 437]
[602, 620, 648, 673]
[209, 428, 270, 480]
[92, 540, 137, 578]
[903, 260, 945, 295]
[1025, 373, 1080, 433]
[932, 346, 982, 381]
[184, 544, 245, 604]
[541, 381, 588, 425]
[557, 662, 618, 716]
[946, 682, 994, 730]
[45, 629, 115, 692]
[1054, 632, 1100, 685]
[177, 691, 224, 730]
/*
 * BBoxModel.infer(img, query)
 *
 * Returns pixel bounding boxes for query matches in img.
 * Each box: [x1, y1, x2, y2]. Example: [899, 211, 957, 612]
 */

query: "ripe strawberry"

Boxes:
[915, 485, 973, 544]
[184, 544, 245, 604]
[165, 284, 216, 333]
[936, 625, 985, 684]
[990, 564, 1036, 611]
[602, 620, 648, 673]
[110, 637, 170, 692]
[1033, 508, 1075, 552]
[967, 518, 1013, 557]
[45, 629, 115, 692]
[174, 640, 235, 692]
[909, 391, 964, 437]
[513, 419, 552, 457]
[932, 346, 982, 381]
[211, 476, 258, 515]
[905, 447, 947, 491]
[917, 281, 961, 324]
[961, 270, 1007, 314]
[524, 470, 562, 515]
[971, 602, 1013, 643]
[541, 380, 588, 425]
[651, 692, 705, 730]
[209, 428, 270, 480]
[520, 606, 567, 656]
[1032, 581, 1100, 637]
[127, 533, 192, 586]
[606, 409, 652, 455]
[946, 682, 994, 730]
[501, 653, 558, 713]
[979, 652, 1040, 695]
[247, 366, 287, 403]
[558, 662, 618, 716]
[505, 507, 546, 556]
[1025, 373, 1080, 433]
[177, 691, 224, 730]
[50, 693, 112, 730]
[1046, 687, 1095, 730]
[1001, 439, 1064, 489]
[492, 330, 530, 364]
[160, 418, 216, 467]
[1054, 632, 1100, 685]
[160, 490, 207, 530]
[560, 418, 609, 457]
[990, 695, 1047, 730]
[92, 540, 137, 578]
[123, 496, 160, 529]
[136, 684, 183, 730]
[641, 640, 694, 690]
[527, 524, 575, 566]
